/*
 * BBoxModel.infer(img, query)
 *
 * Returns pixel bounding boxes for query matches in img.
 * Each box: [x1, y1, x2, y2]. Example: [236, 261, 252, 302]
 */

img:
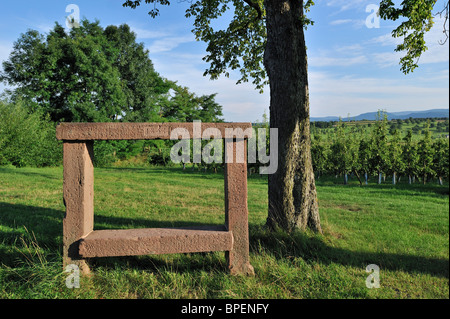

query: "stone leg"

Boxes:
[224, 138, 255, 276]
[62, 141, 94, 274]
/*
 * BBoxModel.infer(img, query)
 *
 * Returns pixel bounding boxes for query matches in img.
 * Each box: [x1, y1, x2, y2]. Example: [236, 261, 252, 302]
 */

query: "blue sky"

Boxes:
[0, 0, 448, 122]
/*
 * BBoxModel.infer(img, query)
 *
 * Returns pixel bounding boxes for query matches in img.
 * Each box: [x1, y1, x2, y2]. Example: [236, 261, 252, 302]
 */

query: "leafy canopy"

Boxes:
[1, 20, 174, 122]
[379, 0, 446, 74]
[124, 0, 444, 84]
[123, 0, 315, 93]
[1, 20, 128, 122]
[1, 19, 224, 123]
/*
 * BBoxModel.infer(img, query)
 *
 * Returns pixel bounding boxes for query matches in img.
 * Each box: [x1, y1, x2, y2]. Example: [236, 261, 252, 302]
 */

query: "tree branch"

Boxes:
[242, 0, 263, 21]
[435, 0, 449, 45]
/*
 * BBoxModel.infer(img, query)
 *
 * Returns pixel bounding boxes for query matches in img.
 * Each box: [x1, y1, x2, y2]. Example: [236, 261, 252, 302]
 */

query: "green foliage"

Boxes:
[0, 20, 172, 123]
[416, 122, 435, 182]
[432, 137, 450, 180]
[379, 0, 439, 74]
[369, 111, 390, 174]
[148, 147, 172, 166]
[122, 0, 172, 18]
[93, 140, 140, 167]
[146, 140, 173, 166]
[93, 141, 117, 167]
[328, 121, 350, 175]
[123, 0, 315, 93]
[161, 86, 223, 122]
[197, 94, 225, 122]
[310, 112, 449, 185]
[358, 137, 372, 174]
[0, 18, 225, 168]
[104, 24, 173, 122]
[0, 100, 61, 167]
[122, 0, 444, 87]
[311, 134, 328, 177]
[387, 129, 405, 175]
[325, 120, 362, 183]
[186, 0, 268, 92]
[402, 130, 420, 178]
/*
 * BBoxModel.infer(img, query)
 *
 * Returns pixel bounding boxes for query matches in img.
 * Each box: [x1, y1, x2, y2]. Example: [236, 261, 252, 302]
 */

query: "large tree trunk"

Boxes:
[264, 0, 322, 233]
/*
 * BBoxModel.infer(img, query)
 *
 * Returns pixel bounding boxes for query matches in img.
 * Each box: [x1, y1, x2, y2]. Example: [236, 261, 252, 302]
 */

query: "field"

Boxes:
[0, 166, 448, 299]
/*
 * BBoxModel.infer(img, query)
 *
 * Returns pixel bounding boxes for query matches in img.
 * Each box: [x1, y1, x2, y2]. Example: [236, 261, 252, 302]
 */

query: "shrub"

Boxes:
[0, 100, 61, 167]
[93, 141, 118, 167]
[148, 148, 172, 166]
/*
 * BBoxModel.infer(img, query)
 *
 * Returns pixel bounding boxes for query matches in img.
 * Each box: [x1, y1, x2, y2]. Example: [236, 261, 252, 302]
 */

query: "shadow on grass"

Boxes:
[0, 202, 64, 267]
[1, 202, 448, 279]
[0, 201, 227, 273]
[249, 225, 449, 279]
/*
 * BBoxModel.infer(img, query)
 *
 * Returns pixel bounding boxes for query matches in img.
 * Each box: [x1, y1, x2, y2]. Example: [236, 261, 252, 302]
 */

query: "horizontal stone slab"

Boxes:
[78, 225, 234, 257]
[56, 122, 252, 140]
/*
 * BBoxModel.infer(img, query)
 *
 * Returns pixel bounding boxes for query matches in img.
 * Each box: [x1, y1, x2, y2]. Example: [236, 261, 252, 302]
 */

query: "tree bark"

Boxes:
[264, 0, 322, 233]
[353, 169, 363, 186]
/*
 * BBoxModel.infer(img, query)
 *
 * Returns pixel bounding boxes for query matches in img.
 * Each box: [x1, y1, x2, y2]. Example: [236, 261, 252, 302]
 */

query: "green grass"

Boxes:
[0, 166, 448, 299]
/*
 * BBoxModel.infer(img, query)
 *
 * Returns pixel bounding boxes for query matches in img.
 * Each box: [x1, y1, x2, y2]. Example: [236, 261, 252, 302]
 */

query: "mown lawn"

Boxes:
[0, 166, 448, 299]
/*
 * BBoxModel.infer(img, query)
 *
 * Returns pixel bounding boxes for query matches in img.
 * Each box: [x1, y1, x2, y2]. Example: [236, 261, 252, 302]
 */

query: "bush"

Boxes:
[93, 140, 147, 167]
[0, 100, 61, 167]
[148, 148, 172, 166]
[93, 141, 118, 167]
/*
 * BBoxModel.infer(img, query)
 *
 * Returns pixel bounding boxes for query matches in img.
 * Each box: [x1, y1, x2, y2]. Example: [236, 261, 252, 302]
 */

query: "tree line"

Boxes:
[0, 19, 224, 167]
[311, 113, 449, 185]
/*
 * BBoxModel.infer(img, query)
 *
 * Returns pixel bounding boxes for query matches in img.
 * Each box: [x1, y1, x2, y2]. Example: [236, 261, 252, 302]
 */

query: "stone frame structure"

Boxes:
[56, 122, 255, 276]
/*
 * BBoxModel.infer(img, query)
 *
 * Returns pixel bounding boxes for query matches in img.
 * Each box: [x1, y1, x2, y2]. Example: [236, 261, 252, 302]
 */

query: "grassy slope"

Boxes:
[0, 166, 448, 299]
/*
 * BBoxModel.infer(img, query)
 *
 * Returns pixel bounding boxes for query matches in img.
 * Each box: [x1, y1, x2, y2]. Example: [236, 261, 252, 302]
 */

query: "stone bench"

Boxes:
[56, 122, 255, 276]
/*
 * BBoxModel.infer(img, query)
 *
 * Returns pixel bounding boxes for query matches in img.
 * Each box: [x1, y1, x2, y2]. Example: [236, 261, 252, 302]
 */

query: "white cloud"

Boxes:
[324, 0, 370, 14]
[127, 23, 197, 56]
[370, 33, 403, 47]
[329, 19, 366, 28]
[329, 19, 353, 26]
[310, 72, 446, 95]
[308, 71, 449, 117]
[309, 54, 368, 67]
[371, 51, 403, 68]
[148, 35, 195, 54]
[129, 26, 170, 39]
[334, 43, 365, 53]
[309, 43, 368, 67]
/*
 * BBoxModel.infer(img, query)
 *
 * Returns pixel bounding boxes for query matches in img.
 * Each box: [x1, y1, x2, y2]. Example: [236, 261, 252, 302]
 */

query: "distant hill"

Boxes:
[310, 109, 449, 122]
